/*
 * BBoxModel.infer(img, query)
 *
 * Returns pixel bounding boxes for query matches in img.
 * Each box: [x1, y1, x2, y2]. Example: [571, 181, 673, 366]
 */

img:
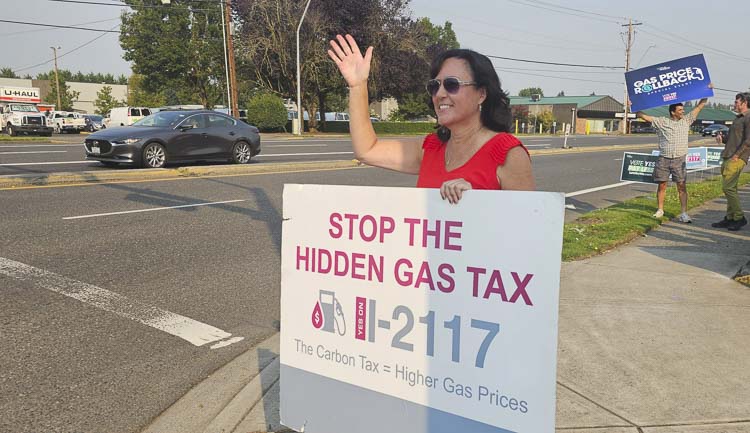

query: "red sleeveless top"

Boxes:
[416, 132, 529, 189]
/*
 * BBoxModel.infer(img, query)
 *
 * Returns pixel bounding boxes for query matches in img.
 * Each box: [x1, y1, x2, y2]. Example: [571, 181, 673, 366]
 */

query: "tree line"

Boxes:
[118, 0, 458, 130]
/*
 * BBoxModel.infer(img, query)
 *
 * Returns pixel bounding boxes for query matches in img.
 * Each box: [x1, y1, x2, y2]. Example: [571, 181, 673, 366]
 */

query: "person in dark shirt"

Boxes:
[712, 92, 750, 231]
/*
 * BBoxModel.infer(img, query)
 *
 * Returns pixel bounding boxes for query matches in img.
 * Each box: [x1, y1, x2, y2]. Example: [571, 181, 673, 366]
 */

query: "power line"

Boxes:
[0, 19, 119, 33]
[424, 7, 619, 50]
[638, 27, 750, 64]
[494, 67, 623, 84]
[642, 24, 750, 62]
[457, 27, 616, 53]
[485, 54, 624, 69]
[13, 24, 120, 73]
[522, 0, 627, 21]
[487, 65, 621, 74]
[47, 0, 216, 12]
[0, 18, 120, 37]
[505, 0, 622, 24]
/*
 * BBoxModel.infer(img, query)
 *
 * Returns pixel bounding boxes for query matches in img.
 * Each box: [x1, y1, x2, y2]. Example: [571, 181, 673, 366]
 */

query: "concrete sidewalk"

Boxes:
[141, 188, 750, 433]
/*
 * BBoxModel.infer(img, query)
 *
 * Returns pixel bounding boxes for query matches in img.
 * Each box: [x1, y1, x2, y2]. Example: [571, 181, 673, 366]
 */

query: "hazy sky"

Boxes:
[4, 0, 747, 104]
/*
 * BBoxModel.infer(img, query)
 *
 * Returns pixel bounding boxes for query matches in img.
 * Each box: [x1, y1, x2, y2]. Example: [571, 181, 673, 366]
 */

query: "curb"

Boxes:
[141, 333, 285, 433]
[0, 160, 364, 190]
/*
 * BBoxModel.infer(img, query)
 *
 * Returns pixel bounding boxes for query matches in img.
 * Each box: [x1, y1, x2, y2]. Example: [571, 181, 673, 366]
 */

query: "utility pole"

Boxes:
[621, 19, 642, 134]
[224, 0, 239, 118]
[50, 46, 62, 111]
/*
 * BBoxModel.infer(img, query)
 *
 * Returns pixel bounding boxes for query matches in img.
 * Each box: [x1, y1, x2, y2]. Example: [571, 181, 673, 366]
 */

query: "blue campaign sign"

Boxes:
[686, 147, 708, 169]
[626, 54, 713, 112]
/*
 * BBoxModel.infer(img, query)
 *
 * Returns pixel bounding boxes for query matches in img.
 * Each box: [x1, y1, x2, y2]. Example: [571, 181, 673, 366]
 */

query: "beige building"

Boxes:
[369, 97, 399, 121]
[0, 77, 127, 113]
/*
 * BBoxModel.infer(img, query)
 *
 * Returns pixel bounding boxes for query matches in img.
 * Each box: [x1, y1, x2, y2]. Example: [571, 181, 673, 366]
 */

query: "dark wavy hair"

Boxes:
[428, 49, 511, 142]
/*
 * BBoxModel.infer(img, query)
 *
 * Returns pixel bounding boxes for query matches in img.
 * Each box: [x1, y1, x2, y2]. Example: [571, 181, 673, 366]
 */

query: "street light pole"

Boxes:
[50, 46, 62, 110]
[295, 0, 312, 136]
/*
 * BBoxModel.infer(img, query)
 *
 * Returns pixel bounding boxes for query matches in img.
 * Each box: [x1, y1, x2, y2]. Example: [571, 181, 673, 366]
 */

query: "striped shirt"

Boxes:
[650, 111, 696, 158]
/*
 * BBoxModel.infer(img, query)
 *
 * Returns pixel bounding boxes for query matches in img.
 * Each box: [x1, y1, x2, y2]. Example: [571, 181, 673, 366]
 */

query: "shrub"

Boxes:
[246, 93, 288, 132]
[319, 121, 436, 134]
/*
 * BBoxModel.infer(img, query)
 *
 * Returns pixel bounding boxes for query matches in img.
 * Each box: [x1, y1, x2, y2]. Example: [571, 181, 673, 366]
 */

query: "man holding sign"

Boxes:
[633, 92, 710, 222]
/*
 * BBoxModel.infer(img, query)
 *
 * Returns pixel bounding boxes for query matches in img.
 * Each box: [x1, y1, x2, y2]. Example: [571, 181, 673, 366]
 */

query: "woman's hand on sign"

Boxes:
[440, 178, 472, 204]
[327, 34, 373, 90]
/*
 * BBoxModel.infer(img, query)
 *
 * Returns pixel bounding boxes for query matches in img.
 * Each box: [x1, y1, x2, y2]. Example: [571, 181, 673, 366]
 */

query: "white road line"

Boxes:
[0, 151, 67, 155]
[566, 181, 636, 197]
[0, 144, 82, 148]
[63, 199, 246, 220]
[256, 151, 353, 157]
[263, 139, 351, 143]
[0, 160, 90, 166]
[0, 257, 243, 348]
[265, 144, 328, 148]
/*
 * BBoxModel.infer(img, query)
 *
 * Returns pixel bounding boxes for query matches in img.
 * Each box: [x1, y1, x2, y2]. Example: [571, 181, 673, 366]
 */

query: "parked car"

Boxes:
[83, 110, 261, 168]
[48, 111, 86, 134]
[83, 114, 105, 132]
[106, 106, 153, 127]
[701, 124, 729, 137]
[630, 123, 656, 134]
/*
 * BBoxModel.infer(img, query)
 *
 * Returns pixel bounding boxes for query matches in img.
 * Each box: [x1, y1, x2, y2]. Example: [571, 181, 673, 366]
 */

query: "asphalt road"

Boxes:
[0, 133, 706, 176]
[0, 142, 722, 433]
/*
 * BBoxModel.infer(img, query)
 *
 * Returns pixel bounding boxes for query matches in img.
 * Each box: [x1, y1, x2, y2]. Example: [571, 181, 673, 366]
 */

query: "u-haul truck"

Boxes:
[0, 87, 53, 136]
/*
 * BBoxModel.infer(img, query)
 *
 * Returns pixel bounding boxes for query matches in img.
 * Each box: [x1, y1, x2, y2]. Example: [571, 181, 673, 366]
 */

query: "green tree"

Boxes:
[127, 74, 167, 107]
[120, 0, 226, 108]
[94, 86, 124, 115]
[392, 92, 432, 120]
[235, 0, 434, 131]
[1, 67, 19, 78]
[246, 93, 288, 131]
[43, 74, 80, 111]
[519, 87, 544, 97]
[532, 110, 555, 133]
[557, 90, 565, 97]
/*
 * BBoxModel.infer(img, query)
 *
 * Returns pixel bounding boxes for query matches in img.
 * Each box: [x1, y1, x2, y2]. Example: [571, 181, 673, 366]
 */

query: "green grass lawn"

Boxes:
[562, 172, 750, 261]
[0, 135, 51, 142]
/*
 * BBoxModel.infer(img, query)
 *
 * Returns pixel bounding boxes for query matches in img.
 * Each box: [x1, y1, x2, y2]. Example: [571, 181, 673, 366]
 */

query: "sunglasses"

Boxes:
[426, 77, 476, 96]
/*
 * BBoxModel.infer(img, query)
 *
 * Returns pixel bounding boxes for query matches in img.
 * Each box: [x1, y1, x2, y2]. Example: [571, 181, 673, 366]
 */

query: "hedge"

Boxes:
[317, 121, 436, 134]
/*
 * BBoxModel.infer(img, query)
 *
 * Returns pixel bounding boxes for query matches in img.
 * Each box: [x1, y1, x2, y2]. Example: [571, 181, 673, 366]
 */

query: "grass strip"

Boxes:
[562, 172, 750, 261]
[0, 136, 51, 142]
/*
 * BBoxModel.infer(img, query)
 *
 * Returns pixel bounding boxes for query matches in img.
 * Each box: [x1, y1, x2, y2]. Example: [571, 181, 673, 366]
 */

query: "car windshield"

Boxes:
[132, 111, 192, 127]
[10, 104, 39, 112]
[87, 115, 103, 121]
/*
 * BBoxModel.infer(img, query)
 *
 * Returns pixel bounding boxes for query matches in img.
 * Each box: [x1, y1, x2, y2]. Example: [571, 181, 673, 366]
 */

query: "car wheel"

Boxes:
[142, 142, 166, 168]
[232, 141, 253, 164]
[7, 124, 16, 137]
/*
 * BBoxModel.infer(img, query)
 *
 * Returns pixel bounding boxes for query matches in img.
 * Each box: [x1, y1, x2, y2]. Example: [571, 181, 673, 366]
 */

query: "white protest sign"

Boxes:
[280, 185, 564, 433]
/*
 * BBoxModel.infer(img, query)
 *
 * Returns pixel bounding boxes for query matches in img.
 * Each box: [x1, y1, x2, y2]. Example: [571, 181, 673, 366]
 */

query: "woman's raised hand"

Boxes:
[327, 34, 373, 89]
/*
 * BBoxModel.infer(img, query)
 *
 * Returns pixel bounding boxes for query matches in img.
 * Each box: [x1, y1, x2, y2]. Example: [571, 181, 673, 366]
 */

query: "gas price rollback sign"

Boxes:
[280, 185, 565, 433]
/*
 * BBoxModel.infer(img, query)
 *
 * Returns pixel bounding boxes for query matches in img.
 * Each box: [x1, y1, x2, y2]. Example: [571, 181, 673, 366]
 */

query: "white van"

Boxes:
[105, 106, 152, 127]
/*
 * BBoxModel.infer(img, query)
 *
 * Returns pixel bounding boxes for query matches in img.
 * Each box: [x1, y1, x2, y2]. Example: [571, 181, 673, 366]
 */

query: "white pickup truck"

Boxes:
[0, 87, 53, 136]
[48, 111, 87, 134]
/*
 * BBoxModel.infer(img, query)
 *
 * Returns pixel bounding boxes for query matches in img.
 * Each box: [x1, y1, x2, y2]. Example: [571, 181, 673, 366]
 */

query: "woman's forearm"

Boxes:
[348, 84, 378, 161]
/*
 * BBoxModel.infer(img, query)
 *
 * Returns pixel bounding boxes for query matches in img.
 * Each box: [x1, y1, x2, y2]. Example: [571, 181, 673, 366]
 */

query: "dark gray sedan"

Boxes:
[83, 110, 261, 168]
